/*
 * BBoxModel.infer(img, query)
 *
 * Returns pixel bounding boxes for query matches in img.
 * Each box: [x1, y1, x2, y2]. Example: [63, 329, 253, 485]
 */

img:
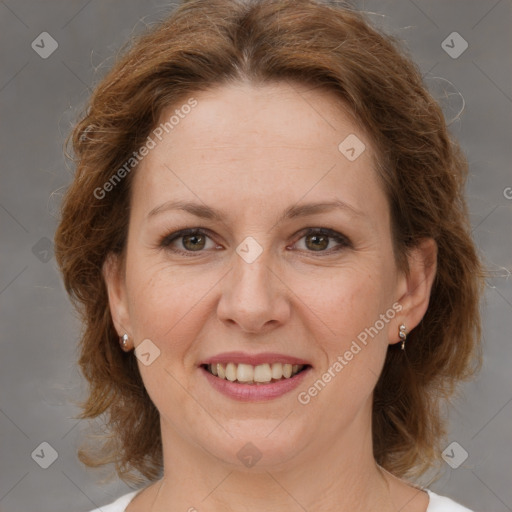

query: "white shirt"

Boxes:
[89, 489, 474, 511]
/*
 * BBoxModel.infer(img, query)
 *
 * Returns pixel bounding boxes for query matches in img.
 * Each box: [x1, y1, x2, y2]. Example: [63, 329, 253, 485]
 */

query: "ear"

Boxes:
[102, 252, 131, 339]
[390, 238, 437, 345]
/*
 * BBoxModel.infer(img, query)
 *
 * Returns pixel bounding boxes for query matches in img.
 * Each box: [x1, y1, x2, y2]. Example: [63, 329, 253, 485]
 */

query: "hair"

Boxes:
[54, 0, 484, 484]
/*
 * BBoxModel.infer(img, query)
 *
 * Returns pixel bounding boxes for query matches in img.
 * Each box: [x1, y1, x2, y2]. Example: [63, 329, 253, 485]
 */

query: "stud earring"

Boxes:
[120, 333, 130, 351]
[399, 324, 407, 350]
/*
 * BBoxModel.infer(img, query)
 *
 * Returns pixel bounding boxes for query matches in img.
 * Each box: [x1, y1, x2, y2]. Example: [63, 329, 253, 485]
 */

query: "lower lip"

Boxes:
[201, 366, 311, 402]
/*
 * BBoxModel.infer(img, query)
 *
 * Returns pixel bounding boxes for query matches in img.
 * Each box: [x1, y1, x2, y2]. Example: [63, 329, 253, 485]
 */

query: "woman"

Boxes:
[54, 0, 483, 510]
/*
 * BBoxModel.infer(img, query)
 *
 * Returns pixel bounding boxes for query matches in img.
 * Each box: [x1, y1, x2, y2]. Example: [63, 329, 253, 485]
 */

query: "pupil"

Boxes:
[184, 234, 204, 250]
[308, 234, 328, 251]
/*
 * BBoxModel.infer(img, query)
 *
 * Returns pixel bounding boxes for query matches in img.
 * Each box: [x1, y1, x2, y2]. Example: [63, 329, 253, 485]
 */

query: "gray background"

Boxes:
[1, 1, 511, 511]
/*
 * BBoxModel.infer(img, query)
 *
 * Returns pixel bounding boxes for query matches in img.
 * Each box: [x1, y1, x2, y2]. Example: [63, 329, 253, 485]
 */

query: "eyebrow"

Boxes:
[147, 199, 366, 223]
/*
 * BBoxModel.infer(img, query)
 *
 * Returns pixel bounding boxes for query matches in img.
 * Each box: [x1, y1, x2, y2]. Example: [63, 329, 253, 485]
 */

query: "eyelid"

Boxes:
[159, 227, 220, 254]
[291, 227, 353, 252]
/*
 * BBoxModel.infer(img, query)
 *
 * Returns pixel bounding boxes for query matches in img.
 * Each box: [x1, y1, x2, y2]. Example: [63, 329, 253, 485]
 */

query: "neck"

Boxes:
[149, 405, 399, 512]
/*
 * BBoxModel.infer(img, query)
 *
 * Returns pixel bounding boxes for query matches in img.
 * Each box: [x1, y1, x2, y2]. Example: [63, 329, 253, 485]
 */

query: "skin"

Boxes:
[104, 81, 437, 512]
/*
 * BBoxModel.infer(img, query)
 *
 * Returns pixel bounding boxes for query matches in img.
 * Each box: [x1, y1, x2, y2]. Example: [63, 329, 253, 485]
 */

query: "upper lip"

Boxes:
[200, 351, 311, 367]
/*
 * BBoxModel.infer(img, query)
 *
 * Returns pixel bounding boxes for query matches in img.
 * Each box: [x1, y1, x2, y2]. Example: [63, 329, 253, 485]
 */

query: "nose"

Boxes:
[216, 243, 291, 334]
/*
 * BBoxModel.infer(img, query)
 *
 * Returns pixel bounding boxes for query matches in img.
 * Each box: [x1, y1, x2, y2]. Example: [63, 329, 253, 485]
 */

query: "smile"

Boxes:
[204, 362, 307, 384]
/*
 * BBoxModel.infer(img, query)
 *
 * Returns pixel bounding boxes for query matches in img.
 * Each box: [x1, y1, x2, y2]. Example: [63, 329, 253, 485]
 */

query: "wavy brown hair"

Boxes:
[54, 0, 484, 484]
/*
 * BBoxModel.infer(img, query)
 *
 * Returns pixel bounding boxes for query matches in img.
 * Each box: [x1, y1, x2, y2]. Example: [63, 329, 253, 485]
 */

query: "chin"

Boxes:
[197, 420, 312, 471]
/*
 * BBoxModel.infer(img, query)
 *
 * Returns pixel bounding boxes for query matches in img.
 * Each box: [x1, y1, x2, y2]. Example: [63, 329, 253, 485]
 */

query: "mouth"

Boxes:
[201, 362, 310, 385]
[199, 353, 312, 401]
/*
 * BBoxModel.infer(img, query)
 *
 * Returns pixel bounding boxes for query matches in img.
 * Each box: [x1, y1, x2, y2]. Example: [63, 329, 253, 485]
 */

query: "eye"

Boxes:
[160, 228, 219, 254]
[159, 227, 352, 256]
[292, 228, 352, 254]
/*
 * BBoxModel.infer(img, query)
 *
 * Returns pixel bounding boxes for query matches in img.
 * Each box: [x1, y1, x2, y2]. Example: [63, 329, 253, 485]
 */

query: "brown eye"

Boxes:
[294, 228, 352, 254]
[160, 228, 217, 254]
[305, 232, 329, 251]
[182, 233, 206, 251]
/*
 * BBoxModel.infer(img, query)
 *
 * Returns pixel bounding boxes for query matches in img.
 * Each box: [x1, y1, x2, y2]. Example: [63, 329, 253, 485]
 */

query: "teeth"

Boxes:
[254, 363, 272, 383]
[207, 362, 305, 383]
[271, 362, 283, 380]
[225, 362, 237, 381]
[237, 363, 254, 382]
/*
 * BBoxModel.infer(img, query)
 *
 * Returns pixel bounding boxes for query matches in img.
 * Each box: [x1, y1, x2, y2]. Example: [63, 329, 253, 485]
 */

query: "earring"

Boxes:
[399, 324, 407, 350]
[120, 333, 130, 351]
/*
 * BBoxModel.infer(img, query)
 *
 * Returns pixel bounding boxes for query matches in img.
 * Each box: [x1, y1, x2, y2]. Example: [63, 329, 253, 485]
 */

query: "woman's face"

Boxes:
[105, 81, 430, 471]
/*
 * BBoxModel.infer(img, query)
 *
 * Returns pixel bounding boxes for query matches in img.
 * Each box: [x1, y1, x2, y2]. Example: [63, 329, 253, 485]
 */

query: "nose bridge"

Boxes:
[232, 237, 275, 308]
[217, 235, 289, 332]
[235, 244, 271, 295]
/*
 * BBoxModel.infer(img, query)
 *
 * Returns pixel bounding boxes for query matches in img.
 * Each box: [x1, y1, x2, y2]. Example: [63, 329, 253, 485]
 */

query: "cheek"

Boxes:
[124, 256, 216, 359]
[123, 260, 205, 411]
[301, 260, 396, 394]
[302, 263, 393, 341]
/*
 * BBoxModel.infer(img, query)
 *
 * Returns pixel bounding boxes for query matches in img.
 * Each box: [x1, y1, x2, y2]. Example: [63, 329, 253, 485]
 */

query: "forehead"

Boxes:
[156, 81, 364, 151]
[131, 81, 386, 227]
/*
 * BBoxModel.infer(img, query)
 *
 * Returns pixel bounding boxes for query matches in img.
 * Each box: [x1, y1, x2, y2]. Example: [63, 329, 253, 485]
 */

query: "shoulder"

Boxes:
[88, 491, 139, 512]
[426, 489, 474, 512]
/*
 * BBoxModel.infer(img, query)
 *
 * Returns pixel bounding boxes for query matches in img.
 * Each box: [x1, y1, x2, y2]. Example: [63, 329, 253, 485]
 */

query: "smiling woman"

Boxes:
[54, 1, 483, 511]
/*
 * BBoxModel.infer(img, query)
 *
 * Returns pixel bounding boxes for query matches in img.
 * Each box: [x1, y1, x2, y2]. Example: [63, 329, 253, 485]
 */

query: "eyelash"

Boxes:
[159, 227, 352, 257]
